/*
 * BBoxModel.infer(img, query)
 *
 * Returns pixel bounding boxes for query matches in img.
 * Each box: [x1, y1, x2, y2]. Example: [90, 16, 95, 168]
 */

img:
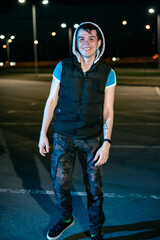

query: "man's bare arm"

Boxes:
[38, 77, 60, 156]
[94, 85, 115, 166]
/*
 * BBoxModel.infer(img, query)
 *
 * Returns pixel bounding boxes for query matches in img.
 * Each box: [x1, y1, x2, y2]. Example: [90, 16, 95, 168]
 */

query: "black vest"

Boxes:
[53, 57, 111, 139]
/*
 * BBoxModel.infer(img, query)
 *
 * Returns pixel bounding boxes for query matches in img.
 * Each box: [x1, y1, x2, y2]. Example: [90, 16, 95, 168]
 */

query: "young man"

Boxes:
[38, 22, 116, 240]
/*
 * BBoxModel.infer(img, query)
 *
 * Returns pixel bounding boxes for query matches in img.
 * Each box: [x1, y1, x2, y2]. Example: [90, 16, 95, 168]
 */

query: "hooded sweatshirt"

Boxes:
[72, 21, 106, 64]
[53, 22, 112, 139]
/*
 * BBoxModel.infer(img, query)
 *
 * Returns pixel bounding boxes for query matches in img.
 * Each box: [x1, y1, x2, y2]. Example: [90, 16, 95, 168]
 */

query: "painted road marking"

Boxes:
[112, 145, 160, 149]
[0, 122, 41, 125]
[0, 188, 159, 200]
[7, 110, 41, 114]
[115, 123, 160, 125]
[155, 87, 160, 96]
[30, 102, 36, 105]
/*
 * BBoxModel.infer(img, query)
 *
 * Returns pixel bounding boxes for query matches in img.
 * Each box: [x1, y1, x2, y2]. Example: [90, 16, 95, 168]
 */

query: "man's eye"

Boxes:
[79, 38, 84, 42]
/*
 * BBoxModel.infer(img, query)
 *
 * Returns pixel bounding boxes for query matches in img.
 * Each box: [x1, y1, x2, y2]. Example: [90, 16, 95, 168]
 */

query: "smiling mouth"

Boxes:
[83, 48, 91, 51]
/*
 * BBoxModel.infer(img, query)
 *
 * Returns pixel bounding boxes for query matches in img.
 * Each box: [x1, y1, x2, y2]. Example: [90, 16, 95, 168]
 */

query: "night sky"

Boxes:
[0, 0, 159, 62]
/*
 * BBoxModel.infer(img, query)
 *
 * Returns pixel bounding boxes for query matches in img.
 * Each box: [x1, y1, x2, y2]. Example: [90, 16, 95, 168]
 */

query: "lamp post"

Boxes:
[32, 4, 38, 77]
[148, 8, 160, 70]
[158, 14, 160, 70]
[0, 35, 15, 65]
[61, 23, 79, 57]
[18, 0, 49, 77]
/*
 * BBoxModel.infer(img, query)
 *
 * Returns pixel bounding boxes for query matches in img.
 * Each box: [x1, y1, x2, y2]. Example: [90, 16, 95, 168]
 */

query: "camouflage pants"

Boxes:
[51, 133, 105, 235]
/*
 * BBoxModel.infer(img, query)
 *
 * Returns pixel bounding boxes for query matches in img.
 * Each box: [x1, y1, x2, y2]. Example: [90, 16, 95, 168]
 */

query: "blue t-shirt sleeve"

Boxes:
[53, 61, 62, 81]
[105, 69, 116, 88]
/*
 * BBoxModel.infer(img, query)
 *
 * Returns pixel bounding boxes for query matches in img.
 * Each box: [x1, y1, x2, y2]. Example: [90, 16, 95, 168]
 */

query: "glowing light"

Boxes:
[111, 57, 120, 62]
[10, 35, 15, 40]
[74, 24, 79, 29]
[2, 45, 7, 49]
[0, 62, 4, 66]
[8, 39, 12, 43]
[18, 0, 26, 3]
[34, 40, 38, 45]
[145, 24, 151, 30]
[148, 8, 155, 14]
[153, 54, 158, 60]
[10, 62, 16, 66]
[51, 32, 56, 36]
[122, 20, 127, 25]
[0, 35, 5, 39]
[61, 23, 67, 28]
[112, 57, 117, 62]
[42, 0, 49, 5]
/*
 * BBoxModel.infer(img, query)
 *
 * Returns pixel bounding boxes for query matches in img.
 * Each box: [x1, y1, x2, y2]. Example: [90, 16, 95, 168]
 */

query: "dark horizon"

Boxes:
[0, 0, 159, 62]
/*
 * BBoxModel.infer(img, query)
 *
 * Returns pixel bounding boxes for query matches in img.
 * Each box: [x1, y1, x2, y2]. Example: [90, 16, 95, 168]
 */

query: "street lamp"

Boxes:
[42, 0, 48, 4]
[148, 8, 160, 70]
[61, 23, 79, 57]
[148, 8, 155, 14]
[10, 36, 15, 40]
[18, 0, 49, 77]
[51, 32, 56, 37]
[122, 20, 127, 26]
[74, 24, 79, 29]
[0, 35, 5, 40]
[145, 24, 151, 30]
[0, 35, 15, 64]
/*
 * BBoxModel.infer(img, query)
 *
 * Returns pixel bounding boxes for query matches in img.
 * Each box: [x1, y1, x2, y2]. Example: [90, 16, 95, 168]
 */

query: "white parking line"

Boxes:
[115, 123, 160, 125]
[155, 87, 160, 96]
[112, 145, 160, 149]
[0, 122, 41, 125]
[7, 110, 41, 114]
[0, 188, 159, 200]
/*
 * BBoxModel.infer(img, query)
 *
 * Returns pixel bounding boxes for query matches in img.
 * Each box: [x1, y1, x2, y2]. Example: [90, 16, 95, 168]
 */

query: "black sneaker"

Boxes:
[47, 217, 74, 240]
[90, 235, 104, 240]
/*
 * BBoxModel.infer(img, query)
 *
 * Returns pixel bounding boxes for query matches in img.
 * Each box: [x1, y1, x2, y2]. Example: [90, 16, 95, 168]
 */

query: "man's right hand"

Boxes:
[38, 135, 50, 156]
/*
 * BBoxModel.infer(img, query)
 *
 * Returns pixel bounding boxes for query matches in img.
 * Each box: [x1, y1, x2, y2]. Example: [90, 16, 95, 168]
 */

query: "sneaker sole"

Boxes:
[46, 220, 75, 240]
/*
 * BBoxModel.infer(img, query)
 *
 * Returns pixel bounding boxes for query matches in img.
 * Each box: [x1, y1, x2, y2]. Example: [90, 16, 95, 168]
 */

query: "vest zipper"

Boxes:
[74, 72, 86, 138]
[77, 72, 86, 116]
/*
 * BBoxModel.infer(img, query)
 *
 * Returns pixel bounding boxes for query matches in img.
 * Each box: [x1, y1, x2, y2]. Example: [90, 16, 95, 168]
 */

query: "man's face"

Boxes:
[76, 29, 101, 60]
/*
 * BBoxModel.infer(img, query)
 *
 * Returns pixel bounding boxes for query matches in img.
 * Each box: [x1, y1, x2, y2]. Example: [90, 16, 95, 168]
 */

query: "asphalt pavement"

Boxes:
[0, 79, 160, 240]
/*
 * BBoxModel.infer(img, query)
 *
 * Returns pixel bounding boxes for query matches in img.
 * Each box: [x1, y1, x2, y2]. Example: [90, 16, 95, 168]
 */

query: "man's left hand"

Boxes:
[94, 142, 110, 166]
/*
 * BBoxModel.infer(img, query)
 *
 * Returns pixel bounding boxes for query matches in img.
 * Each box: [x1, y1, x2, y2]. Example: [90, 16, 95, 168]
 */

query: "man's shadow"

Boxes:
[1, 125, 58, 237]
[63, 219, 160, 240]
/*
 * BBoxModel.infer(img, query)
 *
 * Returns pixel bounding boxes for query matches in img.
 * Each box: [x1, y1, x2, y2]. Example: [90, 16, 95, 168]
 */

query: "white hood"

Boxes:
[72, 21, 105, 64]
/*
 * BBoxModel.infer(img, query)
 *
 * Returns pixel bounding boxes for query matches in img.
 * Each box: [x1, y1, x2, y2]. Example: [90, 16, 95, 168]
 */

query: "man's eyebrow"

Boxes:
[77, 35, 96, 38]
